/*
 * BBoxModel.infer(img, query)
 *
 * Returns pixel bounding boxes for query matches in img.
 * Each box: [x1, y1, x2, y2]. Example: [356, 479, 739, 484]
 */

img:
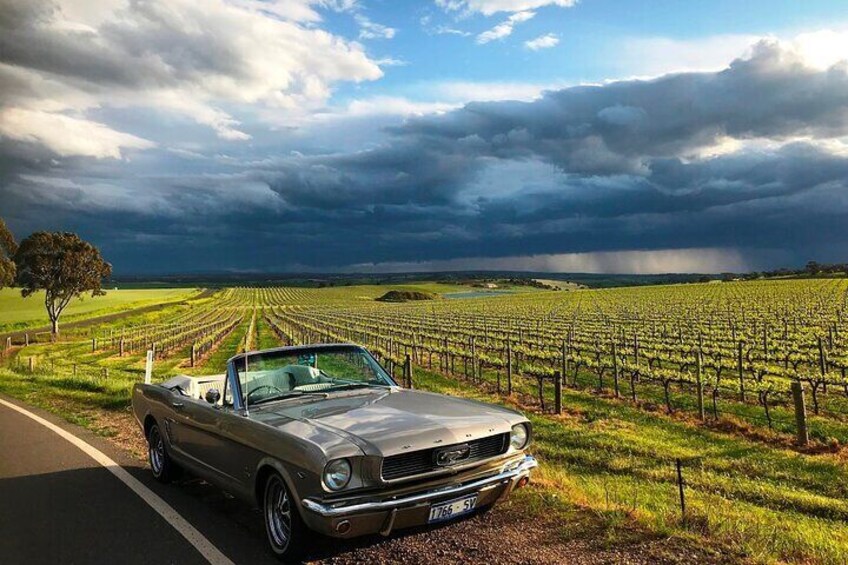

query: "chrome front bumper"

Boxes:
[300, 454, 538, 537]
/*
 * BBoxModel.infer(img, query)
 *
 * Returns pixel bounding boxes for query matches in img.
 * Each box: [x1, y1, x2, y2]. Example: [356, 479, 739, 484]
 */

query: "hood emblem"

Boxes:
[434, 444, 471, 467]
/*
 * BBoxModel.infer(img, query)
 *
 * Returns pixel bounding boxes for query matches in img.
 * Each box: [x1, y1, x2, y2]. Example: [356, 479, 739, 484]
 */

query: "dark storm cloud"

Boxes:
[3, 38, 848, 272]
[390, 41, 848, 172]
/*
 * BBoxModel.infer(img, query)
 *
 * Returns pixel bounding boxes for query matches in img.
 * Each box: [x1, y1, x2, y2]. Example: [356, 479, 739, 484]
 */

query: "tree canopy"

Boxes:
[0, 219, 16, 288]
[14, 232, 112, 336]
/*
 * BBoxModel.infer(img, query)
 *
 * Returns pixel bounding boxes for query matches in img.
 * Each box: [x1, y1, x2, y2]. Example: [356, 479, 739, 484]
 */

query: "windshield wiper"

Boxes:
[326, 382, 381, 392]
[251, 391, 327, 406]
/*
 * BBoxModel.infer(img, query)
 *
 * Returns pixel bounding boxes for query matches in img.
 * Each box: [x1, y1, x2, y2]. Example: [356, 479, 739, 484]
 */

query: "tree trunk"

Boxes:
[51, 318, 59, 340]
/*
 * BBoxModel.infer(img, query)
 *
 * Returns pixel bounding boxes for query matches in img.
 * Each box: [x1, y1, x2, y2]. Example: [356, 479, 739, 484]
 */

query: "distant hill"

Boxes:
[111, 271, 716, 289]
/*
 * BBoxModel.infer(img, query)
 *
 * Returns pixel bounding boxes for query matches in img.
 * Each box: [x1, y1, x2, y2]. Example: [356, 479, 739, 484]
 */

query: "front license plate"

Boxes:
[428, 494, 478, 523]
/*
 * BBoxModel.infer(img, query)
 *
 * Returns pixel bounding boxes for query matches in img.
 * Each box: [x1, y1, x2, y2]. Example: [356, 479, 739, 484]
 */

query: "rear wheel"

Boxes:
[263, 472, 308, 561]
[147, 423, 176, 483]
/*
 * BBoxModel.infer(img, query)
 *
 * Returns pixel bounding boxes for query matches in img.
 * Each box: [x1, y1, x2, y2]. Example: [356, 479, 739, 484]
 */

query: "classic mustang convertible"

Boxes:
[132, 344, 537, 560]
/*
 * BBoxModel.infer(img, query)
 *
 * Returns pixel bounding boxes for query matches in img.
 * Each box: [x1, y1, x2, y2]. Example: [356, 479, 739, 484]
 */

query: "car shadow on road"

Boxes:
[169, 473, 492, 564]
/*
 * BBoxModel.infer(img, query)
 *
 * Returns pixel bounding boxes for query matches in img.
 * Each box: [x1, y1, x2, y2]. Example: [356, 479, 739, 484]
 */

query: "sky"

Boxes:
[2, 0, 848, 275]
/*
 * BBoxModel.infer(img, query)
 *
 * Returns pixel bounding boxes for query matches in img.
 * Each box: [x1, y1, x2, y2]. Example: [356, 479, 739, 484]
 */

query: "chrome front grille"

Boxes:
[381, 433, 509, 481]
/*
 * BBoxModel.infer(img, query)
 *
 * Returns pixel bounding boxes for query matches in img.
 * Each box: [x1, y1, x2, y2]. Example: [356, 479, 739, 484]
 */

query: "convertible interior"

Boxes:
[160, 364, 337, 406]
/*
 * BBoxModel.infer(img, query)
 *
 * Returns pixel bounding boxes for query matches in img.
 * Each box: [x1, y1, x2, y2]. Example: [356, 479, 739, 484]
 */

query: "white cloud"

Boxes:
[614, 34, 762, 77]
[343, 247, 750, 274]
[612, 28, 848, 79]
[0, 107, 153, 159]
[791, 29, 848, 70]
[310, 96, 459, 121]
[354, 14, 396, 40]
[0, 0, 383, 157]
[433, 25, 472, 36]
[428, 80, 565, 101]
[524, 33, 559, 50]
[476, 10, 535, 44]
[437, 0, 577, 16]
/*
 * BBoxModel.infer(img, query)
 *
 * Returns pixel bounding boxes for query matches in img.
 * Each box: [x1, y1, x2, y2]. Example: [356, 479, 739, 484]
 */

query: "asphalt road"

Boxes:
[0, 396, 278, 565]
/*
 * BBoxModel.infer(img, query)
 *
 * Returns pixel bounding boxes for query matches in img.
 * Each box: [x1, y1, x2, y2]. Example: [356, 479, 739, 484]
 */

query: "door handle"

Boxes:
[172, 401, 185, 409]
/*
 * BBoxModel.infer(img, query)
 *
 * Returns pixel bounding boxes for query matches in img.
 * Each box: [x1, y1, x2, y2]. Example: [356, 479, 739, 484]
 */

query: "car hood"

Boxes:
[252, 388, 523, 456]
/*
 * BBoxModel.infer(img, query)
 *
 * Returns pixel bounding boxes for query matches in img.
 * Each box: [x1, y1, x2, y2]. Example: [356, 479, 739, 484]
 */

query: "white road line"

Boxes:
[0, 398, 234, 565]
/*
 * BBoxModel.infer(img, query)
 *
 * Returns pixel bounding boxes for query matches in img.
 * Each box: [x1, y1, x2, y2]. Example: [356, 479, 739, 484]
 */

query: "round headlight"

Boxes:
[323, 459, 352, 491]
[510, 423, 529, 450]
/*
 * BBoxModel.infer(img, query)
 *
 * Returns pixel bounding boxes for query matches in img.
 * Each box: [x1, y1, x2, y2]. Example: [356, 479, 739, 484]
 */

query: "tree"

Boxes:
[14, 232, 112, 338]
[0, 218, 17, 288]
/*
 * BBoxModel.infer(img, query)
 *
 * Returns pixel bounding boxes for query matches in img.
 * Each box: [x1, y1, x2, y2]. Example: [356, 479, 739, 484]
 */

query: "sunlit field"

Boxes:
[0, 287, 201, 334]
[2, 280, 848, 563]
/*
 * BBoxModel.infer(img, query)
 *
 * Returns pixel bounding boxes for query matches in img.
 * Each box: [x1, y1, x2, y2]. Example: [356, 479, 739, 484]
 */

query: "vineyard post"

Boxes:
[561, 337, 568, 388]
[408, 354, 414, 388]
[91, 338, 97, 352]
[817, 336, 827, 393]
[612, 340, 620, 398]
[696, 348, 705, 421]
[144, 350, 154, 384]
[470, 336, 476, 383]
[190, 343, 197, 368]
[25, 333, 29, 347]
[28, 357, 34, 373]
[791, 381, 809, 447]
[5, 337, 10, 352]
[554, 370, 562, 414]
[633, 334, 639, 365]
[507, 341, 513, 395]
[676, 458, 686, 523]
[119, 338, 125, 357]
[737, 341, 745, 402]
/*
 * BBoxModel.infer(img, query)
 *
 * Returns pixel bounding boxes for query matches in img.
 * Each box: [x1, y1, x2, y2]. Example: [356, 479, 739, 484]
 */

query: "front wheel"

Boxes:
[147, 423, 177, 483]
[263, 472, 309, 561]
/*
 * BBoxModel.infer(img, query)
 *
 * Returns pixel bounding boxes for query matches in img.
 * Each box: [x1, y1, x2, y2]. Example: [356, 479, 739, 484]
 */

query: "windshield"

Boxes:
[233, 345, 394, 407]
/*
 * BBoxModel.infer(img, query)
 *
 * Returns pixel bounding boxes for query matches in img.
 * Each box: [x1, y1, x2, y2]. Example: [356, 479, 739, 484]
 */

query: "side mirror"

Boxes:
[205, 388, 221, 405]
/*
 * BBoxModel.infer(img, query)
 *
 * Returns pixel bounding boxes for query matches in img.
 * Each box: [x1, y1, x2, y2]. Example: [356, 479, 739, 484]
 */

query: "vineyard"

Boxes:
[2, 279, 848, 563]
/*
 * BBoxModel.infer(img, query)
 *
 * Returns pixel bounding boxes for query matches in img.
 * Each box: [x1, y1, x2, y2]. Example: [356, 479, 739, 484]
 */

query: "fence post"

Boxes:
[791, 381, 809, 447]
[506, 341, 513, 395]
[470, 336, 476, 383]
[28, 357, 35, 373]
[4, 337, 10, 351]
[612, 340, 620, 398]
[676, 458, 686, 523]
[554, 370, 562, 414]
[404, 354, 412, 388]
[562, 337, 568, 388]
[25, 333, 29, 347]
[737, 340, 745, 402]
[145, 350, 154, 384]
[190, 343, 197, 368]
[696, 348, 705, 421]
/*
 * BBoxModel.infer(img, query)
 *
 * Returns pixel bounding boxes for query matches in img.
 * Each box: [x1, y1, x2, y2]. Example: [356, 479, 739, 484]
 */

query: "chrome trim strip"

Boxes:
[302, 455, 538, 518]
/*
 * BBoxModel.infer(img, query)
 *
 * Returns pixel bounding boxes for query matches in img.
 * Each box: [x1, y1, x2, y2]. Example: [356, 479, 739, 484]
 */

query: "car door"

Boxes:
[173, 397, 234, 481]
[171, 373, 265, 493]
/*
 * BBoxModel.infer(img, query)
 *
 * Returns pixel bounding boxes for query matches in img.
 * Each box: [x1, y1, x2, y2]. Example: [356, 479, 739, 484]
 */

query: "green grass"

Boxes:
[0, 287, 200, 333]
[3, 284, 848, 564]
[409, 365, 848, 564]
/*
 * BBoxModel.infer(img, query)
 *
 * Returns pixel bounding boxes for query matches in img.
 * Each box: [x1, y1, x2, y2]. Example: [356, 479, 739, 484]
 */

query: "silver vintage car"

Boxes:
[132, 344, 537, 560]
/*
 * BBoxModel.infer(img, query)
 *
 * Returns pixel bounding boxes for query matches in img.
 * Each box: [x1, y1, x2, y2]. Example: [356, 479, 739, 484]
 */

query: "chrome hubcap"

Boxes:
[265, 478, 292, 551]
[149, 428, 164, 475]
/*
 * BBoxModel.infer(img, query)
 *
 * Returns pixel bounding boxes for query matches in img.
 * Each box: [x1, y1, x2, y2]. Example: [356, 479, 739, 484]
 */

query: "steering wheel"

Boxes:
[246, 385, 285, 403]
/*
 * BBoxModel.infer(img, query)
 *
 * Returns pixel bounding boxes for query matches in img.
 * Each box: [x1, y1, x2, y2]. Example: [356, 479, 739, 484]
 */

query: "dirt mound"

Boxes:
[376, 290, 437, 302]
